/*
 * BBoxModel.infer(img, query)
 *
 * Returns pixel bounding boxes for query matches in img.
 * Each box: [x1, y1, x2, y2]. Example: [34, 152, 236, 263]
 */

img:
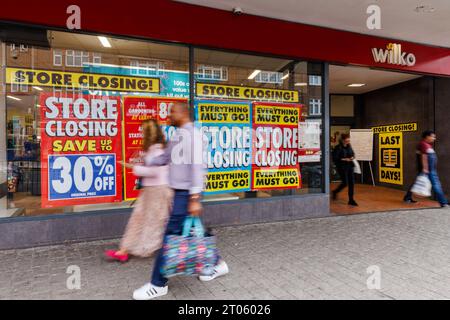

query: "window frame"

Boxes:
[53, 49, 63, 66]
[66, 50, 90, 67]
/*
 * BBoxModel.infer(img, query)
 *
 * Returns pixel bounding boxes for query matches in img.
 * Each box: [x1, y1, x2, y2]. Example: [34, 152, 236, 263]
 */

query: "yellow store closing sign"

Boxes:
[372, 122, 418, 134]
[196, 83, 300, 103]
[379, 132, 403, 185]
[6, 68, 160, 93]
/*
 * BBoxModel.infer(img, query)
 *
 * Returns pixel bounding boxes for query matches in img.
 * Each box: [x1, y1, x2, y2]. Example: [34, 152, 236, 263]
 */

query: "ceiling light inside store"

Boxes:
[7, 95, 21, 101]
[98, 36, 112, 48]
[347, 83, 366, 87]
[248, 70, 261, 80]
[295, 83, 308, 86]
[33, 86, 43, 91]
[282, 73, 289, 80]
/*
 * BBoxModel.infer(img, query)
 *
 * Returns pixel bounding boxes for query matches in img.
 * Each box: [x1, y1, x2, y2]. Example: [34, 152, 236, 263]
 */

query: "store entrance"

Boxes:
[328, 65, 440, 215]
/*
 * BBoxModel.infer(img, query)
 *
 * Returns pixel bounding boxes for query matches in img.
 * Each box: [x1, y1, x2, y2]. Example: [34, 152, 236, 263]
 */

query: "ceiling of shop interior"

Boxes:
[48, 31, 190, 62]
[48, 31, 421, 95]
[330, 65, 420, 94]
[177, 0, 450, 48]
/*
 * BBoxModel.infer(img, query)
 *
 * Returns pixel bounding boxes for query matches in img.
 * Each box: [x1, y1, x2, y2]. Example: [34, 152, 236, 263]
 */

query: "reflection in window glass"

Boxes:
[4, 30, 189, 218]
[194, 49, 324, 203]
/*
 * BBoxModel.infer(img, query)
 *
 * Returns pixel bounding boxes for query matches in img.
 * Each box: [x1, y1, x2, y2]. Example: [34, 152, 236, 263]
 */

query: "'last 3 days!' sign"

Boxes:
[379, 132, 403, 185]
[40, 93, 123, 208]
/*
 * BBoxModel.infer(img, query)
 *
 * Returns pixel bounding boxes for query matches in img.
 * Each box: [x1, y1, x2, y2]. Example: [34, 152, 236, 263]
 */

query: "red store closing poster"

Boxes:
[252, 102, 303, 191]
[122, 96, 187, 201]
[40, 93, 123, 208]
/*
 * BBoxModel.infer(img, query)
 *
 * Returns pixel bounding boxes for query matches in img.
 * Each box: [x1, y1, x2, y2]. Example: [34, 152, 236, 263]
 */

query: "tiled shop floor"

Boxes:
[2, 207, 450, 300]
[331, 183, 439, 215]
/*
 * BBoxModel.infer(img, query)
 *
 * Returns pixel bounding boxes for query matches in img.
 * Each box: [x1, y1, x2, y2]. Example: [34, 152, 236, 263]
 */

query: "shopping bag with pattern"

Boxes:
[160, 216, 218, 278]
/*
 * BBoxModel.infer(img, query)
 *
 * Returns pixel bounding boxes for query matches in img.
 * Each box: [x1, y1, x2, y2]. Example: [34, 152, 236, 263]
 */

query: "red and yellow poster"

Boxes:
[252, 102, 302, 190]
[40, 93, 123, 208]
[122, 96, 187, 200]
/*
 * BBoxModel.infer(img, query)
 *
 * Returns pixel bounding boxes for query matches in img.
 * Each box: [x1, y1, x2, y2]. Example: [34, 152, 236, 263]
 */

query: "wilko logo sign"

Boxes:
[372, 43, 416, 67]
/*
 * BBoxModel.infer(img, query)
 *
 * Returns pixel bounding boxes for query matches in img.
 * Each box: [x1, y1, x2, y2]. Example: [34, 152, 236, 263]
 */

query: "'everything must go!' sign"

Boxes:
[252, 102, 302, 191]
[195, 100, 303, 194]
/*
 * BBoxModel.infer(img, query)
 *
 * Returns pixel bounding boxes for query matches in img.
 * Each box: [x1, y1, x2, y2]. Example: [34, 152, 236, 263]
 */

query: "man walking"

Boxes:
[133, 102, 229, 300]
[404, 130, 449, 208]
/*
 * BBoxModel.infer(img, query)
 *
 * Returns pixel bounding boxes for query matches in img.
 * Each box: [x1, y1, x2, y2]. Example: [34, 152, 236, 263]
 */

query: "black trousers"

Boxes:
[334, 166, 355, 201]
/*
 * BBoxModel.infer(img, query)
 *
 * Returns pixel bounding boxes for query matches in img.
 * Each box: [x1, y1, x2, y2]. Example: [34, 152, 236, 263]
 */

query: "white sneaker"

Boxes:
[199, 260, 229, 282]
[133, 283, 168, 300]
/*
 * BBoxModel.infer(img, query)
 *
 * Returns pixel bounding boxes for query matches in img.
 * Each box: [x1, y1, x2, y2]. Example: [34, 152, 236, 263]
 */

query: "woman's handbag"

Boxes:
[353, 159, 362, 175]
[411, 174, 432, 197]
[160, 216, 218, 278]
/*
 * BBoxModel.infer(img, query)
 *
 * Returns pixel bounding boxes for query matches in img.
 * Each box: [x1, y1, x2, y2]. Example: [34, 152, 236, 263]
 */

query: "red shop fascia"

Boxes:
[1, 0, 450, 76]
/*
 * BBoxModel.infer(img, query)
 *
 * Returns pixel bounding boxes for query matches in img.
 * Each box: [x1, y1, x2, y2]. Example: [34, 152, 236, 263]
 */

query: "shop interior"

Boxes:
[2, 28, 443, 219]
[329, 65, 440, 215]
[1, 30, 324, 218]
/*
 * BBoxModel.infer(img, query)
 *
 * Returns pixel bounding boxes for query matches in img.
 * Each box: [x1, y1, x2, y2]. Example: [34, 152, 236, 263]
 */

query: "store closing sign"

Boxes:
[195, 100, 252, 194]
[40, 93, 123, 208]
[6, 67, 160, 93]
[379, 132, 403, 185]
[252, 102, 302, 190]
[122, 96, 187, 201]
[196, 83, 300, 103]
[372, 122, 418, 134]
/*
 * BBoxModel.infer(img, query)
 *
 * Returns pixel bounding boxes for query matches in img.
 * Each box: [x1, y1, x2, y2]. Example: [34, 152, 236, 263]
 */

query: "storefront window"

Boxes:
[4, 30, 189, 217]
[194, 49, 324, 202]
[2, 28, 325, 219]
[1, 41, 7, 218]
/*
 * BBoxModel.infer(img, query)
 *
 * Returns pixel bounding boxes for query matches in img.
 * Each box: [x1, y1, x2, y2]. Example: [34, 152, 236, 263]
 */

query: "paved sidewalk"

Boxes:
[2, 208, 450, 300]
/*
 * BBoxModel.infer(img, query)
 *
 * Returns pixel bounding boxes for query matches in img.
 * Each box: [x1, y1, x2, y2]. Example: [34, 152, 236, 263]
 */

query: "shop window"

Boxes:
[197, 65, 228, 81]
[66, 50, 90, 67]
[4, 30, 189, 218]
[309, 99, 322, 116]
[195, 48, 325, 203]
[309, 75, 322, 86]
[53, 49, 63, 66]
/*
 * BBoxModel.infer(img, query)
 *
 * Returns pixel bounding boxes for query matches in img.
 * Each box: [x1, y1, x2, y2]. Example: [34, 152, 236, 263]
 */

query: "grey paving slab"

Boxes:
[1, 207, 450, 300]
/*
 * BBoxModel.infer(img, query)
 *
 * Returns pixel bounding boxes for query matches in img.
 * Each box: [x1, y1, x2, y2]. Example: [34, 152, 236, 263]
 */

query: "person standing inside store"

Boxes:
[105, 119, 172, 262]
[133, 102, 229, 301]
[332, 134, 358, 206]
[404, 130, 449, 208]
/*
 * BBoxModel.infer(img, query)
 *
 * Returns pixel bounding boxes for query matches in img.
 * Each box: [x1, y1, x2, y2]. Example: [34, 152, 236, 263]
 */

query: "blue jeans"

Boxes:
[405, 171, 448, 205]
[406, 151, 448, 206]
[151, 190, 190, 287]
[150, 190, 221, 287]
[428, 171, 448, 206]
[427, 152, 448, 205]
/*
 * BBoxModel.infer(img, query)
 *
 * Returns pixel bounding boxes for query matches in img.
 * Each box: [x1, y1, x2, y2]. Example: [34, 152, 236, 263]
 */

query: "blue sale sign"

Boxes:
[195, 99, 253, 194]
[48, 154, 117, 201]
